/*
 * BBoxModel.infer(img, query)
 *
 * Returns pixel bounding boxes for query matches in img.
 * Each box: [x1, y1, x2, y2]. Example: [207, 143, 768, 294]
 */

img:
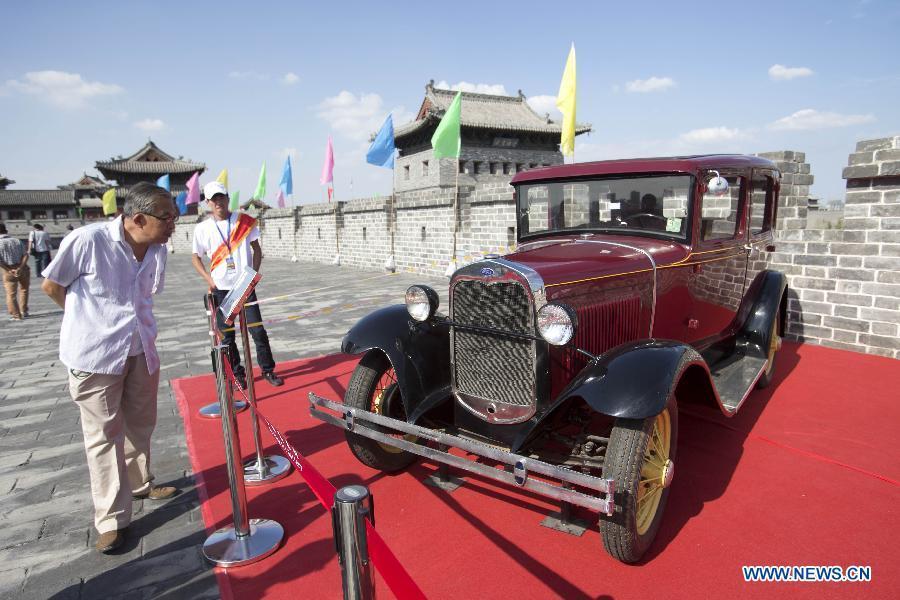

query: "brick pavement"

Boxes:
[0, 253, 446, 599]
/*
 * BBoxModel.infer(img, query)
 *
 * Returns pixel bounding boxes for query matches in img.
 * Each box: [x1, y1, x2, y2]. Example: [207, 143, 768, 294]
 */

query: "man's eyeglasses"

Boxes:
[144, 212, 179, 224]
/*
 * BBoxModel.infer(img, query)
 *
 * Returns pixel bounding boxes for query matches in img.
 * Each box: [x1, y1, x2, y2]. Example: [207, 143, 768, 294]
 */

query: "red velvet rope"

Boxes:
[221, 359, 427, 599]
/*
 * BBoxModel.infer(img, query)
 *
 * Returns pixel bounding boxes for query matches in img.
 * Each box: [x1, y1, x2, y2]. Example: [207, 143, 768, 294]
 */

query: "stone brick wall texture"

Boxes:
[169, 138, 899, 359]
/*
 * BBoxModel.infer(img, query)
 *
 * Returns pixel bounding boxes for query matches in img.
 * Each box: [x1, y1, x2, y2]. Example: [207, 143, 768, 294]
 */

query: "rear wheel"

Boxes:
[600, 394, 678, 563]
[344, 351, 419, 472]
[756, 316, 782, 389]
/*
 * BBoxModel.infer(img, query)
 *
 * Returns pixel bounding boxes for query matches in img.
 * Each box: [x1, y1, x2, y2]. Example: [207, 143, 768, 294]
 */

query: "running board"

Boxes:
[710, 354, 768, 415]
[308, 393, 615, 516]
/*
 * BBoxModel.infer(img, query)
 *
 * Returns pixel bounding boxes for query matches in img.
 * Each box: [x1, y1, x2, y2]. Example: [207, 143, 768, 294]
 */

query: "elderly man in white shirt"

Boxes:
[42, 182, 179, 554]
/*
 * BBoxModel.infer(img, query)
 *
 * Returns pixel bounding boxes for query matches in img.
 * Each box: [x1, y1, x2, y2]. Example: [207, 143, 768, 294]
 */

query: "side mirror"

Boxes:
[707, 170, 729, 196]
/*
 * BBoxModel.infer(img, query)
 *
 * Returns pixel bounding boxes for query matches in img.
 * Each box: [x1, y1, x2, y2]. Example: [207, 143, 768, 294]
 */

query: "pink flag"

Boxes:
[320, 136, 334, 185]
[276, 188, 286, 208]
[185, 172, 200, 205]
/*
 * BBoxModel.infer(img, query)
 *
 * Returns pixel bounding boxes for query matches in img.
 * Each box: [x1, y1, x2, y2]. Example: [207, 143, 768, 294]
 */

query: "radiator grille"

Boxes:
[452, 279, 535, 407]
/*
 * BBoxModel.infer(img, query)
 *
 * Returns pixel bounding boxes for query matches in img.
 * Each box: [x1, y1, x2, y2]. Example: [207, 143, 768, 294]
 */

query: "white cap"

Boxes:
[203, 181, 228, 200]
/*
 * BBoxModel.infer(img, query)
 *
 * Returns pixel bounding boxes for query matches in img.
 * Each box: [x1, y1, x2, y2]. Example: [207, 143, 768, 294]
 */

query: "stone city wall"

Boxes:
[167, 139, 899, 359]
[767, 138, 900, 358]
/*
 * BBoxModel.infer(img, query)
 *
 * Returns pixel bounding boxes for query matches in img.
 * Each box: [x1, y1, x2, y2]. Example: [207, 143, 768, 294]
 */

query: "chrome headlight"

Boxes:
[537, 303, 577, 346]
[405, 285, 439, 322]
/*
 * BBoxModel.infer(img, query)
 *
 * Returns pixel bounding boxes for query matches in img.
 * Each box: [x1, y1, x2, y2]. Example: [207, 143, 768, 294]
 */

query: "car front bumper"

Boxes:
[308, 392, 616, 516]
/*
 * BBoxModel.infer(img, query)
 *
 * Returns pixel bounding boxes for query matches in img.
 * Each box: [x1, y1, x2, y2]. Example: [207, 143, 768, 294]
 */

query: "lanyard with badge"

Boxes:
[216, 216, 236, 270]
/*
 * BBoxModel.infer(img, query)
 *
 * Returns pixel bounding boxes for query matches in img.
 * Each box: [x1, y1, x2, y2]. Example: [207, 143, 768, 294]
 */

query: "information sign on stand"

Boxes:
[219, 266, 262, 326]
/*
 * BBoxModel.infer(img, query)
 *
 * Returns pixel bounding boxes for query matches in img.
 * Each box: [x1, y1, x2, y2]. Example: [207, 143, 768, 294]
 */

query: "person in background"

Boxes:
[0, 222, 29, 320]
[190, 181, 284, 388]
[27, 223, 53, 276]
[41, 183, 179, 554]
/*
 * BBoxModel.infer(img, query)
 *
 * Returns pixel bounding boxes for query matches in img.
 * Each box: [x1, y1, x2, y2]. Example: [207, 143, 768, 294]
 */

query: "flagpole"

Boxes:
[453, 160, 459, 266]
[333, 182, 340, 264]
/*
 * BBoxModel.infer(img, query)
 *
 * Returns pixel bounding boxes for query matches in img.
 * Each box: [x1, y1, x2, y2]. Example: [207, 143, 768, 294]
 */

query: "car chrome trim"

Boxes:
[309, 392, 615, 515]
[449, 259, 547, 424]
[573, 240, 658, 338]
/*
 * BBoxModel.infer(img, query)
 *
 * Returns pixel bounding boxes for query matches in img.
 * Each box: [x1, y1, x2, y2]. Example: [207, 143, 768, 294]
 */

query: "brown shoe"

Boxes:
[95, 528, 126, 553]
[133, 485, 178, 500]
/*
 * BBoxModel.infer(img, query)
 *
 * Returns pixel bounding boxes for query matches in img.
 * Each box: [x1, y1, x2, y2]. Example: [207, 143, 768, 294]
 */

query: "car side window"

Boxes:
[749, 173, 773, 234]
[700, 176, 743, 241]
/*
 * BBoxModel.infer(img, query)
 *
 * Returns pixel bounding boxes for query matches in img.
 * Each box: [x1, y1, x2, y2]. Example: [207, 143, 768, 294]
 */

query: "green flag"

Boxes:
[431, 91, 462, 159]
[252, 162, 267, 200]
[230, 189, 240, 211]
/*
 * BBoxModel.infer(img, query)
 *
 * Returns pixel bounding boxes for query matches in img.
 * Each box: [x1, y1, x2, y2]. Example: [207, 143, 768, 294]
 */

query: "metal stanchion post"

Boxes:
[199, 293, 248, 419]
[332, 485, 376, 600]
[238, 305, 291, 485]
[203, 343, 283, 567]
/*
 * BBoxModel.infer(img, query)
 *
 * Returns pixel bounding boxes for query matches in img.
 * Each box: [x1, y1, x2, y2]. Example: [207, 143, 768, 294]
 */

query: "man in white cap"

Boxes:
[190, 181, 283, 388]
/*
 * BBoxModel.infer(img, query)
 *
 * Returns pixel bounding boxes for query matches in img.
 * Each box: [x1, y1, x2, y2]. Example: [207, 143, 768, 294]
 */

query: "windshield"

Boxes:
[516, 175, 693, 240]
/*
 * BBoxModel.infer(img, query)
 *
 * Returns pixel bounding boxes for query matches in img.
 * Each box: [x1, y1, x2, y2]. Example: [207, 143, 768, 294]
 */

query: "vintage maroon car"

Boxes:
[310, 155, 786, 563]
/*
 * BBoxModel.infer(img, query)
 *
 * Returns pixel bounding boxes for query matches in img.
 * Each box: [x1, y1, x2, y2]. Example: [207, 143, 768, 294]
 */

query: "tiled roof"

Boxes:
[96, 140, 205, 176]
[0, 190, 76, 206]
[394, 83, 592, 140]
[58, 173, 106, 190]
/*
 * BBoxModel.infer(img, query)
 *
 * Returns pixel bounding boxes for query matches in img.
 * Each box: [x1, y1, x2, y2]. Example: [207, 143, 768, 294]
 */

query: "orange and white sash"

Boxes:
[209, 213, 257, 271]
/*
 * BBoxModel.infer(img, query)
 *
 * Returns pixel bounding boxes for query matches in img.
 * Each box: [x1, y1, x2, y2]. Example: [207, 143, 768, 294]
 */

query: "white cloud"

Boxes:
[281, 72, 300, 85]
[769, 108, 875, 130]
[436, 80, 508, 95]
[526, 94, 561, 120]
[5, 70, 123, 109]
[228, 70, 269, 81]
[316, 91, 413, 142]
[679, 126, 744, 144]
[768, 64, 814, 81]
[625, 77, 675, 93]
[134, 118, 165, 132]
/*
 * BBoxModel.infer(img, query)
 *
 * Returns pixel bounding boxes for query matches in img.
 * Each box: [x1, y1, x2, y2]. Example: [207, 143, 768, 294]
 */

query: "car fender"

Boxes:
[512, 340, 707, 452]
[737, 270, 787, 359]
[341, 305, 451, 420]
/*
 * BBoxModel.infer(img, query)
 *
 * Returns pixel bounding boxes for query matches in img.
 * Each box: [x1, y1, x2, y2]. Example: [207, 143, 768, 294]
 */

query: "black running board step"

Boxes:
[709, 354, 768, 414]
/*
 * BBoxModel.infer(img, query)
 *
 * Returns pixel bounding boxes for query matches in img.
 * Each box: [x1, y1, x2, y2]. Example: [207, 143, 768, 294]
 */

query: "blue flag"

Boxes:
[366, 114, 395, 169]
[156, 174, 171, 191]
[280, 155, 293, 195]
[175, 191, 187, 215]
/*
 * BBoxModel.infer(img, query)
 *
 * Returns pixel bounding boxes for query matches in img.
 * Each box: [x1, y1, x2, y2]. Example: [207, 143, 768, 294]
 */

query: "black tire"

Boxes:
[756, 316, 781, 389]
[344, 351, 419, 472]
[600, 394, 678, 563]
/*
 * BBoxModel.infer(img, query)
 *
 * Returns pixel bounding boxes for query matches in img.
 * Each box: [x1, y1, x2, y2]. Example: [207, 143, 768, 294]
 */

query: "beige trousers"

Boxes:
[69, 354, 160, 533]
[2, 265, 29, 318]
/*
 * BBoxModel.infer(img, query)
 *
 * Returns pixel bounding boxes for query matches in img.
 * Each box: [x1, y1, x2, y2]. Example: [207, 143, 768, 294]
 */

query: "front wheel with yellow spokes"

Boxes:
[344, 351, 419, 472]
[600, 394, 678, 563]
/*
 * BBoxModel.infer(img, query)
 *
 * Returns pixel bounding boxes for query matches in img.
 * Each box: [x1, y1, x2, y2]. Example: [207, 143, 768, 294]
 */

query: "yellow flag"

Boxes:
[102, 188, 117, 216]
[556, 43, 577, 157]
[216, 168, 228, 190]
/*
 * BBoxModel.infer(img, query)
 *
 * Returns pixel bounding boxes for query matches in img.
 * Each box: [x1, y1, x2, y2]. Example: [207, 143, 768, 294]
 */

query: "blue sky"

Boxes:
[2, 0, 898, 205]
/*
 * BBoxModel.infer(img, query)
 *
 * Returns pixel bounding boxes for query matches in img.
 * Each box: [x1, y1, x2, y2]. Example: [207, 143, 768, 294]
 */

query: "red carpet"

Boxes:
[173, 342, 900, 599]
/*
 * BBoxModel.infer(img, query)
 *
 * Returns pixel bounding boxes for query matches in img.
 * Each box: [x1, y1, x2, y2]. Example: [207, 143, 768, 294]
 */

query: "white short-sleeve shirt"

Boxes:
[42, 217, 166, 375]
[192, 212, 259, 290]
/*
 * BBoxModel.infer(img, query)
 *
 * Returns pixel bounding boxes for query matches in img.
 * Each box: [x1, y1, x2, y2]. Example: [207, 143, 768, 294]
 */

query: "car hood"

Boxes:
[503, 235, 690, 288]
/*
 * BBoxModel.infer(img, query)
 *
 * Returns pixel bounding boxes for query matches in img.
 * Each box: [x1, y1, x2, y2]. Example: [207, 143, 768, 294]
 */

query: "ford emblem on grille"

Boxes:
[480, 267, 495, 277]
